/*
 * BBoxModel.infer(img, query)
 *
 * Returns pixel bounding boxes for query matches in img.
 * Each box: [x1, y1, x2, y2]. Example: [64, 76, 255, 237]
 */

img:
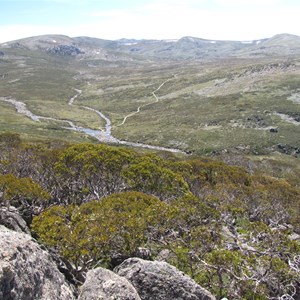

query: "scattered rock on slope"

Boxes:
[0, 225, 74, 300]
[47, 45, 83, 56]
[0, 206, 30, 234]
[78, 267, 141, 300]
[115, 258, 216, 300]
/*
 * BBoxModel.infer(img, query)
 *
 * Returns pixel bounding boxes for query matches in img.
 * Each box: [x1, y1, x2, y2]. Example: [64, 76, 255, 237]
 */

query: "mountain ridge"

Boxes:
[2, 33, 300, 60]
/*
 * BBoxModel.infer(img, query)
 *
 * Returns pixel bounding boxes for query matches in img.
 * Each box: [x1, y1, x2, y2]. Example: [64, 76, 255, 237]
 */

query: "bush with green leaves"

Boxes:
[54, 143, 136, 203]
[122, 155, 190, 200]
[32, 191, 169, 274]
[0, 173, 49, 209]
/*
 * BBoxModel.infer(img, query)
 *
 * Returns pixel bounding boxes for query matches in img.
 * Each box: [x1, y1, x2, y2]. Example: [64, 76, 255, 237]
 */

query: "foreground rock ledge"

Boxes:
[0, 225, 74, 300]
[115, 258, 216, 300]
[78, 267, 141, 300]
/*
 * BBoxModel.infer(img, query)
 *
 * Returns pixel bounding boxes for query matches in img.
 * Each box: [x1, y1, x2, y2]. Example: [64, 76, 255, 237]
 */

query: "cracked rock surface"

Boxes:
[0, 225, 74, 300]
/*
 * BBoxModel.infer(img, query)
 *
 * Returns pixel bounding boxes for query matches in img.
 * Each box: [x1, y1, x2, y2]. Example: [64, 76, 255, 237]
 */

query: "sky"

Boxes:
[0, 0, 300, 43]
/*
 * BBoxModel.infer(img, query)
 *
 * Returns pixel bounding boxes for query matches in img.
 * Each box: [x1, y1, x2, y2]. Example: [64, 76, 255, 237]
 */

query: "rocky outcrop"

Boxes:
[110, 247, 152, 268]
[0, 206, 30, 234]
[0, 217, 216, 299]
[78, 267, 141, 300]
[115, 258, 216, 300]
[274, 143, 300, 156]
[0, 224, 216, 299]
[0, 225, 74, 300]
[47, 45, 83, 56]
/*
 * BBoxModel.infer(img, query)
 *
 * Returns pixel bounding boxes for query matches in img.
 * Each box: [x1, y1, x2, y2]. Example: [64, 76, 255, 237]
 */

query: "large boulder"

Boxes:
[115, 258, 215, 300]
[0, 225, 74, 300]
[78, 267, 141, 300]
[0, 206, 30, 234]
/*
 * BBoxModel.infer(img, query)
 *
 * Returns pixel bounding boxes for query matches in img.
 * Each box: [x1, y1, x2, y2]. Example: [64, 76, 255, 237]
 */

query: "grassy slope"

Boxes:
[79, 58, 300, 155]
[1, 47, 300, 159]
[0, 48, 103, 142]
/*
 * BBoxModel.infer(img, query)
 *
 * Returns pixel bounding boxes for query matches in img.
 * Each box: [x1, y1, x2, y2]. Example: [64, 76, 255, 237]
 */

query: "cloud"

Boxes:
[82, 0, 300, 40]
[1, 0, 299, 43]
[0, 25, 64, 43]
[215, 0, 282, 6]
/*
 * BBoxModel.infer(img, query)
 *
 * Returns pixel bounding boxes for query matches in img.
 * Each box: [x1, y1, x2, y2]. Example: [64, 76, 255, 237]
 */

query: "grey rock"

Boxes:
[156, 249, 176, 262]
[275, 143, 300, 156]
[134, 247, 152, 260]
[78, 267, 141, 300]
[110, 252, 129, 269]
[47, 45, 83, 56]
[0, 206, 30, 234]
[115, 258, 215, 300]
[0, 225, 74, 300]
[289, 232, 300, 241]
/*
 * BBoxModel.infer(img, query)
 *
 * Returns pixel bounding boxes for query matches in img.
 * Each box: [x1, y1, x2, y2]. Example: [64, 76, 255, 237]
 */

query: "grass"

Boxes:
[0, 101, 95, 143]
[0, 47, 106, 140]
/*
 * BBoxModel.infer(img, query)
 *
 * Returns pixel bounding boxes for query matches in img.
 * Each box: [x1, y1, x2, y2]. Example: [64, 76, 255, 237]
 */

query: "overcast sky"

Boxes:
[0, 0, 299, 43]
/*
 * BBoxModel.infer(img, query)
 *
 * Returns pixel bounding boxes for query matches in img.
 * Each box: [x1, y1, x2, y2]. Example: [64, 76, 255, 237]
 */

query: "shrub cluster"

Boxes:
[1, 134, 299, 299]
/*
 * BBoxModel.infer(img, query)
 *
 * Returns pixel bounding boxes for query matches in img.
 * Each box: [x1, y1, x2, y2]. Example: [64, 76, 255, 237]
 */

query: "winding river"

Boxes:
[0, 82, 185, 154]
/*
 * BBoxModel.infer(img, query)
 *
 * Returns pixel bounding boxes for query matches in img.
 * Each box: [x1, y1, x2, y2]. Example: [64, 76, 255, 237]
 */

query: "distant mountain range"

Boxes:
[2, 33, 300, 60]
